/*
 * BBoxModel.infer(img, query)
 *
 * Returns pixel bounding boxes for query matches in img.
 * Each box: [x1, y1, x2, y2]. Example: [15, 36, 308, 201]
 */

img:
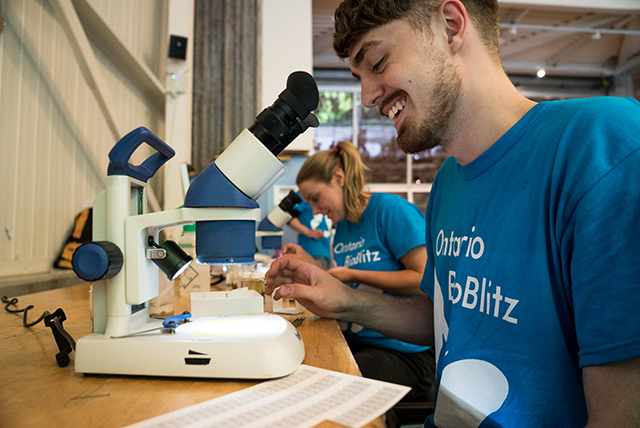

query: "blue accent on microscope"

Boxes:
[184, 162, 258, 209]
[107, 127, 175, 182]
[184, 162, 259, 264]
[73, 241, 124, 282]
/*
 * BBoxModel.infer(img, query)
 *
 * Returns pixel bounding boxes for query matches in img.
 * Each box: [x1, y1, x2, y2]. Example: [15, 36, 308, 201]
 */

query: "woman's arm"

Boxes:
[327, 245, 427, 295]
[287, 217, 324, 239]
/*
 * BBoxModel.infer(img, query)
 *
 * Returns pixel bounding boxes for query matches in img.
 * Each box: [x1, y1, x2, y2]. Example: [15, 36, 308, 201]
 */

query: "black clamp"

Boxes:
[43, 309, 76, 368]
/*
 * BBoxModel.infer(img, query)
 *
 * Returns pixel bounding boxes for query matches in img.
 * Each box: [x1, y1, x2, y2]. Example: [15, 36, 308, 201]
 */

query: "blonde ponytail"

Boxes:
[296, 141, 369, 223]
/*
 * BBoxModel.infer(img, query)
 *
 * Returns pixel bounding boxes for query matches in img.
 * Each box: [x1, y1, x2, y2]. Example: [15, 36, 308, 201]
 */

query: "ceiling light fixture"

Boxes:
[537, 69, 546, 78]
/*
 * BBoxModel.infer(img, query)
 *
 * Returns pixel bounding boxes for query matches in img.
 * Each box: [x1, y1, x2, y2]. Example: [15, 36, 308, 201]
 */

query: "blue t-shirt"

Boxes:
[334, 193, 428, 353]
[292, 191, 331, 259]
[421, 97, 640, 427]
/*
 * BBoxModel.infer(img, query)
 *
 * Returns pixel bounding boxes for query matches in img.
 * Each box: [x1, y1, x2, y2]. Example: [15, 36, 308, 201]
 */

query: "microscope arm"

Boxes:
[124, 207, 261, 305]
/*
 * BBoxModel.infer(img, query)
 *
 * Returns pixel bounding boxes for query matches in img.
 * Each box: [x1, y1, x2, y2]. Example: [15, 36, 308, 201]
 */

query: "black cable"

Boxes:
[2, 295, 75, 367]
[2, 296, 45, 327]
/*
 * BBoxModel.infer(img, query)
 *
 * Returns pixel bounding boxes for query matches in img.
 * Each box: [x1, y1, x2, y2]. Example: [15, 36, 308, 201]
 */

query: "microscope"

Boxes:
[257, 190, 302, 251]
[71, 71, 319, 379]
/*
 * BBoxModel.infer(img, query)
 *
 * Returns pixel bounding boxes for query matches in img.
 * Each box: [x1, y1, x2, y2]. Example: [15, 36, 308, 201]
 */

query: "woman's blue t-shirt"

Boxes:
[334, 193, 428, 353]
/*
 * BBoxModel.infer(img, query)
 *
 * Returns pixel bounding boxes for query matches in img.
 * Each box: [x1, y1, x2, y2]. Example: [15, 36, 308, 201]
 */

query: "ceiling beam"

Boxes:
[500, 23, 640, 36]
[500, 16, 621, 58]
[617, 53, 640, 73]
[502, 60, 615, 76]
[499, 0, 640, 13]
[72, 0, 166, 113]
[48, 0, 123, 141]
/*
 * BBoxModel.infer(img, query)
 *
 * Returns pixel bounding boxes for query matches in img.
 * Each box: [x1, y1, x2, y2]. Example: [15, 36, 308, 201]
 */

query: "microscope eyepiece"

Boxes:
[188, 71, 319, 204]
[249, 71, 319, 156]
[278, 190, 302, 213]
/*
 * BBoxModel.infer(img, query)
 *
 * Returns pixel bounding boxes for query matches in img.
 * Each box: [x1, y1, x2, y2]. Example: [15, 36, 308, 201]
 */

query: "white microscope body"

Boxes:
[72, 72, 319, 379]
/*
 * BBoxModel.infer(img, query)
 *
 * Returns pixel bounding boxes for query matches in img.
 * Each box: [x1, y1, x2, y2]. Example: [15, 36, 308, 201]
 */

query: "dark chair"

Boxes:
[386, 401, 435, 427]
[385, 384, 435, 428]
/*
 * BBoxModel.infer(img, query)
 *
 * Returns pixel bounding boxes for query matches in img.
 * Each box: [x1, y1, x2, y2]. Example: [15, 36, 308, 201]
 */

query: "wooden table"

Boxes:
[0, 283, 385, 428]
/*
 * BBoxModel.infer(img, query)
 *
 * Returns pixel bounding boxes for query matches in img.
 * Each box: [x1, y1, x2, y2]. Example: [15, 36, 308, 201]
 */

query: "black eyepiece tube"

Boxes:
[279, 190, 302, 212]
[249, 71, 319, 156]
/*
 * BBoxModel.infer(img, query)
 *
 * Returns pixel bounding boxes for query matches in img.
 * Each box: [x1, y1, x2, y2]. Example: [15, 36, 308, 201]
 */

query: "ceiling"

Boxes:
[312, 0, 640, 82]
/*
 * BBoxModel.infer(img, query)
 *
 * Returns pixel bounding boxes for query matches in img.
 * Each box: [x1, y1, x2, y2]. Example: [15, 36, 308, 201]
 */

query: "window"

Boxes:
[313, 82, 447, 213]
[314, 91, 354, 151]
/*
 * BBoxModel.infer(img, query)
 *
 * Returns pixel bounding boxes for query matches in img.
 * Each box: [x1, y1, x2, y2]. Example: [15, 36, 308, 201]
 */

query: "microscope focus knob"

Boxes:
[72, 241, 124, 282]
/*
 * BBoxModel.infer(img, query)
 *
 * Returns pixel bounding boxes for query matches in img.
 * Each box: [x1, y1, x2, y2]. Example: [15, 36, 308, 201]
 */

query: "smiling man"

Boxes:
[346, 20, 465, 155]
[266, 1, 640, 426]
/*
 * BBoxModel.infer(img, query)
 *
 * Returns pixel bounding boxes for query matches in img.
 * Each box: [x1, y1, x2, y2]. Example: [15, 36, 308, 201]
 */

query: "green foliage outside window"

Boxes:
[316, 92, 354, 124]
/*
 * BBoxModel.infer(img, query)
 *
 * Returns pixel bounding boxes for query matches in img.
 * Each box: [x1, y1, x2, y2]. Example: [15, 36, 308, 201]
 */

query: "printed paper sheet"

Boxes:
[127, 364, 410, 428]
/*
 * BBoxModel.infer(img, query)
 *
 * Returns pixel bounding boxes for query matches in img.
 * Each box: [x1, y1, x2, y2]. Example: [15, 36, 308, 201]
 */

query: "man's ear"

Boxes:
[333, 168, 345, 187]
[441, 0, 467, 55]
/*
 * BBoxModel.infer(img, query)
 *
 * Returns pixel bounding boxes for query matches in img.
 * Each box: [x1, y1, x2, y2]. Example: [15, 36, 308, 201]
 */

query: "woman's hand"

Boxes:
[327, 266, 353, 283]
[306, 229, 324, 240]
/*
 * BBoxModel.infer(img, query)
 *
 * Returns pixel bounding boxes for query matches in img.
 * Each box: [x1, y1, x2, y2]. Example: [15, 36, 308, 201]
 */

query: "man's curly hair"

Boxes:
[333, 0, 500, 61]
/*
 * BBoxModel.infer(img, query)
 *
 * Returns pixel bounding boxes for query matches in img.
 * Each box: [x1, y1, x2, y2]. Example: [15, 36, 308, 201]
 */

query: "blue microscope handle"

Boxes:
[107, 127, 175, 182]
[162, 311, 192, 329]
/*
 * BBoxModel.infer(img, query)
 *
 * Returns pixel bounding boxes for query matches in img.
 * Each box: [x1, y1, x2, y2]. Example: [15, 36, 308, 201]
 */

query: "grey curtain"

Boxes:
[192, 0, 259, 173]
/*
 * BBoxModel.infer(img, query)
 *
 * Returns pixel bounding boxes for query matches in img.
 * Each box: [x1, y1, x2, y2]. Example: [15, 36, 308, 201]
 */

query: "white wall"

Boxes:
[0, 0, 167, 278]
[260, 0, 314, 153]
[0, 0, 315, 280]
[164, 0, 194, 217]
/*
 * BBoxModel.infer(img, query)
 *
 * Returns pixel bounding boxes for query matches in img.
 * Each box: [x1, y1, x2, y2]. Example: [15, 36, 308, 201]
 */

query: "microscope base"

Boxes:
[75, 314, 305, 379]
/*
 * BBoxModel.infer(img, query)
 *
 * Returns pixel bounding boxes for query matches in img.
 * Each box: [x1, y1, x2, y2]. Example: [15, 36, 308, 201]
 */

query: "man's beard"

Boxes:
[397, 54, 463, 154]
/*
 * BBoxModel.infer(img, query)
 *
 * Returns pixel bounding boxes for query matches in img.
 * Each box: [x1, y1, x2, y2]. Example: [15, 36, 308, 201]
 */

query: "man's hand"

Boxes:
[267, 256, 436, 346]
[281, 243, 318, 265]
[265, 255, 355, 319]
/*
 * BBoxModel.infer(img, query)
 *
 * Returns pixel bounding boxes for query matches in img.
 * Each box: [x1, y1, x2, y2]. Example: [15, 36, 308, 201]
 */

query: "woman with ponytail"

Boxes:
[282, 140, 434, 401]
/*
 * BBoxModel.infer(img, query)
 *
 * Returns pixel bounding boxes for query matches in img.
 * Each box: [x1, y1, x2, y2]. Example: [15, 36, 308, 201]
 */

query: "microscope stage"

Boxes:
[75, 314, 305, 379]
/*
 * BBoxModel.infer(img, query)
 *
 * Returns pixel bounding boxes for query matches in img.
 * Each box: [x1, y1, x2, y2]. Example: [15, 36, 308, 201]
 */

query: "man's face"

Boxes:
[348, 19, 463, 154]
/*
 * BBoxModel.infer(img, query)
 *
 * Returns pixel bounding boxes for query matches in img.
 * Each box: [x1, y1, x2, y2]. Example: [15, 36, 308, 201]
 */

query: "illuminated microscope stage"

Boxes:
[75, 314, 305, 379]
